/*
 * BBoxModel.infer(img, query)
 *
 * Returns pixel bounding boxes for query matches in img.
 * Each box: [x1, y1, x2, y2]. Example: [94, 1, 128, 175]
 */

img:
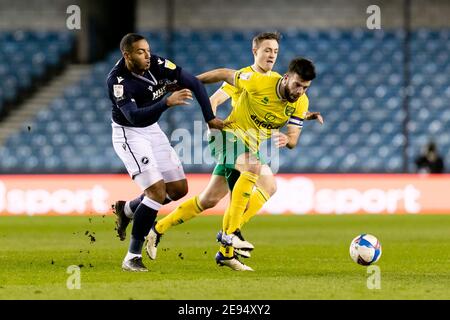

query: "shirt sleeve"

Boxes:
[119, 99, 169, 126]
[159, 57, 182, 81]
[233, 71, 256, 93]
[220, 82, 236, 98]
[107, 76, 134, 108]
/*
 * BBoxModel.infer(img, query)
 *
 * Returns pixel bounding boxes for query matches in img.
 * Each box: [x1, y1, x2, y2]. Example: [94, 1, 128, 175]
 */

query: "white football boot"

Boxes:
[215, 252, 254, 271]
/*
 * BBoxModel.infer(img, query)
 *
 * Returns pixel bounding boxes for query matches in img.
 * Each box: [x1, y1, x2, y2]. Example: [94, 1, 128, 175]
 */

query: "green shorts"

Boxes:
[212, 164, 241, 190]
[212, 163, 227, 176]
[208, 130, 264, 170]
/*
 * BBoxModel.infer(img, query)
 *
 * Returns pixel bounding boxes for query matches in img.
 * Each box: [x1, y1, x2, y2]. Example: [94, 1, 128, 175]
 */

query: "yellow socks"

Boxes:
[240, 186, 270, 228]
[219, 244, 234, 258]
[155, 195, 203, 234]
[222, 206, 231, 233]
[225, 171, 259, 234]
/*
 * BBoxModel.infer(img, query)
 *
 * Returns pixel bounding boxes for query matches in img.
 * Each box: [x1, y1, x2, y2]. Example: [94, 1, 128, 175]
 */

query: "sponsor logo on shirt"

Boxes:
[264, 112, 276, 122]
[153, 87, 166, 100]
[250, 114, 281, 129]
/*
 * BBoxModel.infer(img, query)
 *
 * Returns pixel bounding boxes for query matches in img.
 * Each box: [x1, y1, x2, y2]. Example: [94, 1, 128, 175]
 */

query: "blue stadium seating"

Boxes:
[1, 29, 449, 173]
[0, 30, 74, 117]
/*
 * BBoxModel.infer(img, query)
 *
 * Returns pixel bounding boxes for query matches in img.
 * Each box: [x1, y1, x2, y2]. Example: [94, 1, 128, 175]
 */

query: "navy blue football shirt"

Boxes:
[107, 54, 214, 127]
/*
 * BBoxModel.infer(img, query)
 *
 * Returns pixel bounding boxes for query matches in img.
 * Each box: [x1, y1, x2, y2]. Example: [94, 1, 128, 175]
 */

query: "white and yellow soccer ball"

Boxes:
[349, 234, 382, 266]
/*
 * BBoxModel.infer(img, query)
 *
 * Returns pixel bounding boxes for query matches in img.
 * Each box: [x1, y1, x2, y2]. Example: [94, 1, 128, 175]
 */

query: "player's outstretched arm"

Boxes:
[197, 68, 236, 86]
[119, 98, 171, 126]
[118, 90, 193, 126]
[209, 89, 230, 115]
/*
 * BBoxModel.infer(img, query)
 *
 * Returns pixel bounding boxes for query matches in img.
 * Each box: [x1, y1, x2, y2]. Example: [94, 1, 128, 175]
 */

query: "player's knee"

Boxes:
[199, 195, 221, 209]
[166, 180, 188, 201]
[246, 163, 262, 175]
[246, 154, 262, 174]
[198, 186, 227, 209]
[236, 153, 261, 175]
[264, 182, 277, 197]
[168, 187, 188, 201]
[268, 184, 277, 196]
[144, 181, 166, 204]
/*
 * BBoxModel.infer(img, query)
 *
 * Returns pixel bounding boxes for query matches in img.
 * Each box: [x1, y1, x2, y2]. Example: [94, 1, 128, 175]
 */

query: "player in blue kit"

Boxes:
[107, 33, 224, 272]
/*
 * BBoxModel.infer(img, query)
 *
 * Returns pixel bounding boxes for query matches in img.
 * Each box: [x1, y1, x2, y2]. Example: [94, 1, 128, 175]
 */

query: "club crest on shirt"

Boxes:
[113, 84, 124, 98]
[164, 59, 176, 70]
[285, 106, 295, 116]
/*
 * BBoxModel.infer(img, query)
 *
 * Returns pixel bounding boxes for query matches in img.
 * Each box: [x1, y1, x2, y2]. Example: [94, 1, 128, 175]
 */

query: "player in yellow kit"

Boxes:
[143, 33, 322, 266]
[199, 57, 316, 271]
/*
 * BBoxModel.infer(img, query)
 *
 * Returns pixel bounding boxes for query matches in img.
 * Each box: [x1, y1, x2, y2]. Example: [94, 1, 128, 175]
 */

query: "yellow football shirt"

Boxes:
[220, 66, 281, 108]
[224, 71, 309, 152]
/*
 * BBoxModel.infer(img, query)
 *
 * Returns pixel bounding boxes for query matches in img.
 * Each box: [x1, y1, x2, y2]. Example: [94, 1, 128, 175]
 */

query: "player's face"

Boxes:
[253, 39, 279, 72]
[283, 73, 311, 102]
[126, 39, 151, 72]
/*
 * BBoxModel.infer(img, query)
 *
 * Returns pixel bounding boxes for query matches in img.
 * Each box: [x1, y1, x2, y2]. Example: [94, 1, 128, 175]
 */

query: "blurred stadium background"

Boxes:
[0, 0, 449, 216]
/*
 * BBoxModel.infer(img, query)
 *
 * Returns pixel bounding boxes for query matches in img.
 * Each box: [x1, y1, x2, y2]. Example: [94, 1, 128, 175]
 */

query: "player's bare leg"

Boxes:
[146, 174, 229, 260]
[197, 174, 230, 209]
[165, 179, 188, 201]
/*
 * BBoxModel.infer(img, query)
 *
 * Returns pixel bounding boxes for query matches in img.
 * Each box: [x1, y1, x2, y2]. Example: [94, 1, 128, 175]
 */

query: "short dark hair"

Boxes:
[120, 33, 146, 53]
[288, 57, 316, 81]
[252, 31, 281, 49]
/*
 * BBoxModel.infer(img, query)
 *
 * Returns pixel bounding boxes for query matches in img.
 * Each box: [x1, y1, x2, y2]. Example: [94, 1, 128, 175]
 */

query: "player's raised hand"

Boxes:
[207, 117, 225, 130]
[273, 131, 289, 148]
[166, 89, 193, 107]
[305, 111, 324, 125]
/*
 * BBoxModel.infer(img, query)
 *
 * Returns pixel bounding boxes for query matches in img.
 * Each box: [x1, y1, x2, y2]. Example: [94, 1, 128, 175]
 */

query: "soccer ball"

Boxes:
[349, 234, 382, 266]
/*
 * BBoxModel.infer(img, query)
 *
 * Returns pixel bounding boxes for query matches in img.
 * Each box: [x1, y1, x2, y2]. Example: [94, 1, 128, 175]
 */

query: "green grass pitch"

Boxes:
[0, 214, 449, 300]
